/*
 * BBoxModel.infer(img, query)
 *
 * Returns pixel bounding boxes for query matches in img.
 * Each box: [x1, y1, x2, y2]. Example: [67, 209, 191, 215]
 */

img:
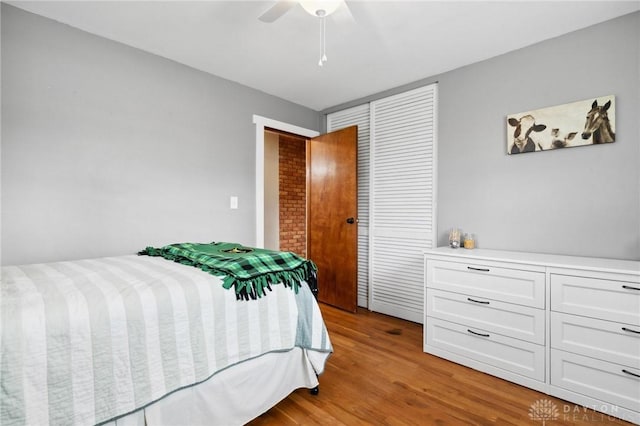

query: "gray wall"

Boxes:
[1, 4, 320, 265]
[325, 11, 640, 261]
[3, 5, 638, 265]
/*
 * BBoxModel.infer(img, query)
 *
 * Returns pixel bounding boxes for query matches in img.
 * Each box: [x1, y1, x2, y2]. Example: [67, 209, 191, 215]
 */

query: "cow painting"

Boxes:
[506, 95, 615, 155]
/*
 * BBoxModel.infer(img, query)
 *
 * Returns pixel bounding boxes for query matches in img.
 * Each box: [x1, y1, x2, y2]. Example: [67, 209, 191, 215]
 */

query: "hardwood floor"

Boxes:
[249, 304, 634, 425]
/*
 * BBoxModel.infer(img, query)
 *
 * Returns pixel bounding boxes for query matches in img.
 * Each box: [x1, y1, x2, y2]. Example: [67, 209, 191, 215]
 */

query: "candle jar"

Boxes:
[463, 233, 475, 249]
[449, 228, 461, 248]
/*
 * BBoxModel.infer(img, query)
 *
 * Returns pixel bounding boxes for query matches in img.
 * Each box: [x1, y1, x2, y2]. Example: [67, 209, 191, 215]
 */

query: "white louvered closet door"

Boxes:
[369, 84, 437, 323]
[327, 104, 370, 308]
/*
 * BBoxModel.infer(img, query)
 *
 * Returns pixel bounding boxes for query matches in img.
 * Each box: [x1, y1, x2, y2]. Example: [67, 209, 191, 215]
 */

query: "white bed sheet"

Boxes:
[109, 347, 328, 426]
[2, 255, 332, 425]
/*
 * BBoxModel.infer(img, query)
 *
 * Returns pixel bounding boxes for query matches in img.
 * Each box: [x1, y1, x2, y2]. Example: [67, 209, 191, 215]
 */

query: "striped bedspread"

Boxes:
[0, 255, 332, 426]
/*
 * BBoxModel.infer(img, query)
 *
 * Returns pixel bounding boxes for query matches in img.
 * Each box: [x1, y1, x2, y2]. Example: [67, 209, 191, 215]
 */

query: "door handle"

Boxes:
[346, 217, 355, 224]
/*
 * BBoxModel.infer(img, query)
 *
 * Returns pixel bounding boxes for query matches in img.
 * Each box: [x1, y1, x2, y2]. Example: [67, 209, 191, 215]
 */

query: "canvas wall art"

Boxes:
[506, 95, 615, 155]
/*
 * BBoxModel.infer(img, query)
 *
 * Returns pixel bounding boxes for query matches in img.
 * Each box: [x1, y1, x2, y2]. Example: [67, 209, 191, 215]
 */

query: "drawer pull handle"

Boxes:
[467, 266, 490, 272]
[467, 329, 490, 338]
[622, 285, 640, 291]
[622, 369, 640, 379]
[622, 327, 640, 334]
[467, 297, 490, 305]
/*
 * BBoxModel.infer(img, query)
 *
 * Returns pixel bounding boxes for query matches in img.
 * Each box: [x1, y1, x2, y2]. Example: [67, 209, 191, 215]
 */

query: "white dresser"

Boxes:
[424, 247, 640, 424]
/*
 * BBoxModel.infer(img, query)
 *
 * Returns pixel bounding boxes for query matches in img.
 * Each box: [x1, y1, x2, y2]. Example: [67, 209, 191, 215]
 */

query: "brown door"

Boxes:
[308, 126, 358, 312]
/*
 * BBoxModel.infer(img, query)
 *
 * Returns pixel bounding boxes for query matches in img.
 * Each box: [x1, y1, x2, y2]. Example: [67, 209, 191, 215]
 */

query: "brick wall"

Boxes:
[279, 135, 306, 257]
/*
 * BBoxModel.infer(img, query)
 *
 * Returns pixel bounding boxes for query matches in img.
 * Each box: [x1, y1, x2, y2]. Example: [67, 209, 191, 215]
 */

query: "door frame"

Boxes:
[253, 115, 319, 248]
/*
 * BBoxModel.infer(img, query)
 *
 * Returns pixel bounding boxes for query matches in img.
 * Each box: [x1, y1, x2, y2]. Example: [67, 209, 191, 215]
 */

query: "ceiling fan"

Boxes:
[258, 0, 353, 24]
[258, 1, 354, 66]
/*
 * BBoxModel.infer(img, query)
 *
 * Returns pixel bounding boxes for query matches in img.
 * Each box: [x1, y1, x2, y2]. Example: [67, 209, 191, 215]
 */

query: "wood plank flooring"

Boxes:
[249, 304, 634, 425]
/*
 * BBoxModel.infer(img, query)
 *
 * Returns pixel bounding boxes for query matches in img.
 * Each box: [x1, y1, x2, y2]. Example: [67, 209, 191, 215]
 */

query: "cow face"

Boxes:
[550, 128, 578, 149]
[508, 114, 547, 153]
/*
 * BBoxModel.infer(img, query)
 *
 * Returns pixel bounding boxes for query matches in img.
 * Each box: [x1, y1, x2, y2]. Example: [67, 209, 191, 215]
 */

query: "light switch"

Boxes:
[230, 196, 238, 209]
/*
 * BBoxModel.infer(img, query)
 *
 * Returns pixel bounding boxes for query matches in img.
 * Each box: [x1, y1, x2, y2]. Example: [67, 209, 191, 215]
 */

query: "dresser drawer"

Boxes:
[550, 274, 640, 325]
[425, 317, 545, 381]
[426, 260, 545, 308]
[426, 288, 545, 344]
[551, 349, 640, 412]
[551, 312, 640, 369]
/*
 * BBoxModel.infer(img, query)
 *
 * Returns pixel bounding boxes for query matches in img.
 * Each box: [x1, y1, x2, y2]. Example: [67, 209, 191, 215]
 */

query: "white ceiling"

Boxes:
[7, 1, 640, 111]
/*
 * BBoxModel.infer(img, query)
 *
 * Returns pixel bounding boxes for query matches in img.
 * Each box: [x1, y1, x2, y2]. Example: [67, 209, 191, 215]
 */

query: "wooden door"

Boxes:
[308, 126, 358, 312]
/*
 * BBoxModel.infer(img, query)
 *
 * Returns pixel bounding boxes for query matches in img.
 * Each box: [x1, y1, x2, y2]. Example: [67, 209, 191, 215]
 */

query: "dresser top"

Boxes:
[424, 247, 640, 276]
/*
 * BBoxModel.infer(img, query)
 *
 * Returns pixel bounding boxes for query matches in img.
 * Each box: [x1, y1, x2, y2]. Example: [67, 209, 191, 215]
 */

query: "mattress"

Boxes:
[0, 254, 332, 425]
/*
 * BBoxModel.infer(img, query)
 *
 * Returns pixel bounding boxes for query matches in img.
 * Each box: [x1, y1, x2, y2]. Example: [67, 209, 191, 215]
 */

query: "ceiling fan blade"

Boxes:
[331, 0, 355, 24]
[258, 1, 297, 23]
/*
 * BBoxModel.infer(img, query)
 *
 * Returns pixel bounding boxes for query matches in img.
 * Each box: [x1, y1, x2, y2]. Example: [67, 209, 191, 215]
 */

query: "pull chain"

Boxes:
[317, 10, 327, 67]
[318, 16, 323, 66]
[322, 16, 327, 63]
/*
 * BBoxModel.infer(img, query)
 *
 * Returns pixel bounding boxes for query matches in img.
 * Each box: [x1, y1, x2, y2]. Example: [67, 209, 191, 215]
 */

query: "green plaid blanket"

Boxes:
[139, 242, 317, 300]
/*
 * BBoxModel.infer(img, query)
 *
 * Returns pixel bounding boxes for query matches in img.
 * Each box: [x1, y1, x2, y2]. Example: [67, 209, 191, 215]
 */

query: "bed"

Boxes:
[0, 242, 332, 426]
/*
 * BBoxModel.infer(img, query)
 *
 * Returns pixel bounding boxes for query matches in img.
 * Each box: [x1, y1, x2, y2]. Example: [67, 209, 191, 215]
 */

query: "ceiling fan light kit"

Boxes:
[301, 0, 341, 67]
[300, 0, 342, 18]
[260, 0, 348, 67]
